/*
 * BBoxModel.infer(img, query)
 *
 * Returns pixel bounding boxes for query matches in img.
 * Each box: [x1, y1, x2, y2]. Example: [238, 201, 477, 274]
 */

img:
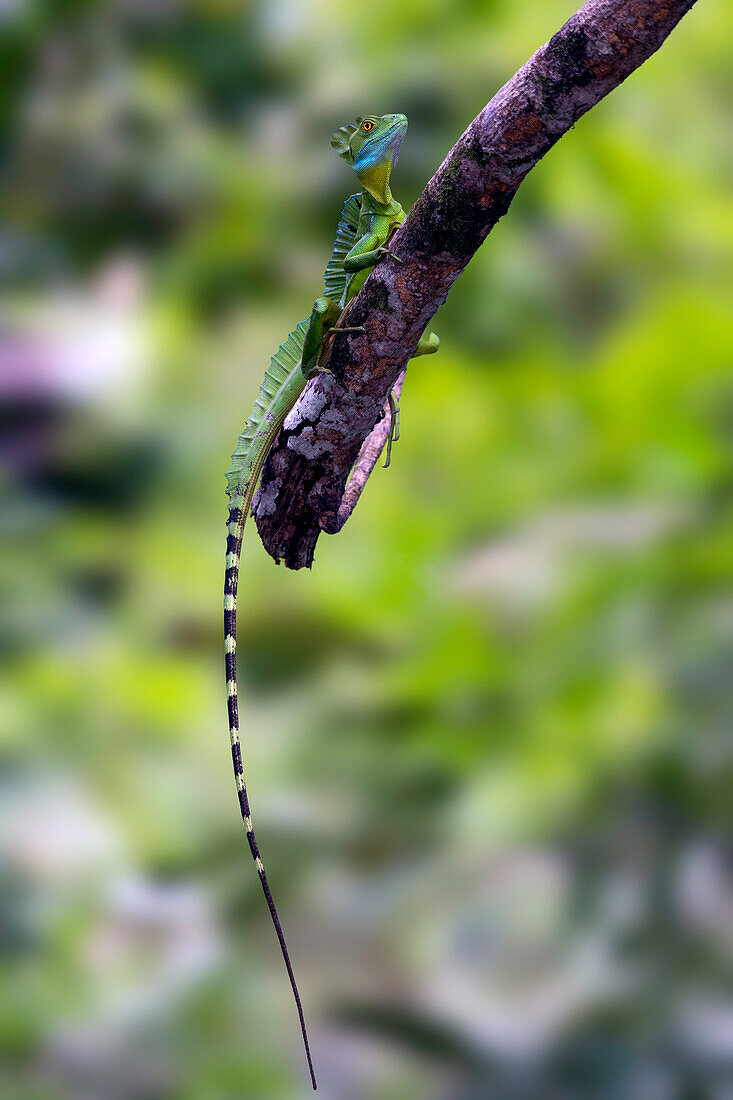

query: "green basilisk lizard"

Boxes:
[224, 114, 439, 1089]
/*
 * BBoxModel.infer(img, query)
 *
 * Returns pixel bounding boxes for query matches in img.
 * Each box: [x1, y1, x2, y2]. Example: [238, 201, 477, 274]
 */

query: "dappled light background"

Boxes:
[1, 1, 731, 1097]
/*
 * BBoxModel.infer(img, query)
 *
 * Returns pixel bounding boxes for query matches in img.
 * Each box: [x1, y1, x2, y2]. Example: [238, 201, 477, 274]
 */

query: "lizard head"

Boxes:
[330, 114, 408, 205]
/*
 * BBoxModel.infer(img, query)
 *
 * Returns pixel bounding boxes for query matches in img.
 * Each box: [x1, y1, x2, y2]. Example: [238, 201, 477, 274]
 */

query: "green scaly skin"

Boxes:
[223, 114, 439, 1090]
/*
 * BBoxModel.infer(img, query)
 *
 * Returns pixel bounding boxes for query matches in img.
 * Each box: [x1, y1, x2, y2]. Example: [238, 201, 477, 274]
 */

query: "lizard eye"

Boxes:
[361, 120, 374, 132]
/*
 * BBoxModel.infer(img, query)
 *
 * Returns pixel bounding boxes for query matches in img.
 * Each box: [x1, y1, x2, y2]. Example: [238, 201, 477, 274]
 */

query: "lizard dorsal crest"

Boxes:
[330, 122, 358, 162]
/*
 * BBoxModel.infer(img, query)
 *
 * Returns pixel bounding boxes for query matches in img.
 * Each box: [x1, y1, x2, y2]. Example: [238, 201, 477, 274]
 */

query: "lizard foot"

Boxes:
[383, 391, 400, 469]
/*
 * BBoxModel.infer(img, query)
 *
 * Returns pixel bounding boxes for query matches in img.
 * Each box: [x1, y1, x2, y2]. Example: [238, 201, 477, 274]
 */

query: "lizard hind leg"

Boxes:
[383, 390, 400, 468]
[301, 296, 341, 378]
[413, 330, 440, 357]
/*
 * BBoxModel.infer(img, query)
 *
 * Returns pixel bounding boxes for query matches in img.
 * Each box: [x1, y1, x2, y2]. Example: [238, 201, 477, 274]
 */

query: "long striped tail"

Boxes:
[224, 471, 317, 1090]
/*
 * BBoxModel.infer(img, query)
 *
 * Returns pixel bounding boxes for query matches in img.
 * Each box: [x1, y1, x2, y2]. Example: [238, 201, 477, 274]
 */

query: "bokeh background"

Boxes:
[1, 1, 731, 1097]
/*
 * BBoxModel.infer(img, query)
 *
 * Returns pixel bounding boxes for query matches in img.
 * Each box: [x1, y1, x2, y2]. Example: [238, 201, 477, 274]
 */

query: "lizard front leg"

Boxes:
[343, 244, 402, 271]
[342, 225, 401, 276]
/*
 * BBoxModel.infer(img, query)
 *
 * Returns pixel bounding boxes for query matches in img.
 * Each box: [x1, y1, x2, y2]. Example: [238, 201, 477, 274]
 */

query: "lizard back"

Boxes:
[226, 193, 361, 499]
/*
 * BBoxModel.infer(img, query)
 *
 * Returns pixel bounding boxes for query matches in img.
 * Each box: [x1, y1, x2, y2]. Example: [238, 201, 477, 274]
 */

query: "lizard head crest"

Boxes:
[330, 114, 408, 205]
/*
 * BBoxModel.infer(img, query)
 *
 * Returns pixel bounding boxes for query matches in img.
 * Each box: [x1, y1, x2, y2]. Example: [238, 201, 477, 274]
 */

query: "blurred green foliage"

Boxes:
[1, 1, 731, 1097]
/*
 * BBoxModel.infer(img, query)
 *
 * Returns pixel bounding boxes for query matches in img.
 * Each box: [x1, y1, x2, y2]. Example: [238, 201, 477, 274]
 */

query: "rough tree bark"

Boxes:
[253, 0, 698, 569]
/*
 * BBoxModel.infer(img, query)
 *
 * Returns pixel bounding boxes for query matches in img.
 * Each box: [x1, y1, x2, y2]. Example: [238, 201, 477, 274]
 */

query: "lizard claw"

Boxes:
[377, 247, 403, 264]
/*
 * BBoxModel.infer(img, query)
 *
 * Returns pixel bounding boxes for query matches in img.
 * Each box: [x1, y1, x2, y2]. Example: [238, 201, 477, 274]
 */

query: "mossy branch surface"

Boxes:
[253, 0, 698, 569]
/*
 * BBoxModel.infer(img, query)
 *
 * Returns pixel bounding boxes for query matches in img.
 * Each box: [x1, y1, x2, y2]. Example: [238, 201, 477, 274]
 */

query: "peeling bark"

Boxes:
[253, 0, 698, 569]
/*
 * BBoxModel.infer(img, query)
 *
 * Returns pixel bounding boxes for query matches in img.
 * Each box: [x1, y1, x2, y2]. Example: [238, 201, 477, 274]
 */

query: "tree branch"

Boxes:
[332, 369, 406, 533]
[253, 0, 698, 569]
